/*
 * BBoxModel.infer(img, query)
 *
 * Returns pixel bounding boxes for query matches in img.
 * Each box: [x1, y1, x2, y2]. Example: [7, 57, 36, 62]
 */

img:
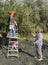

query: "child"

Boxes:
[9, 11, 17, 36]
[31, 28, 43, 61]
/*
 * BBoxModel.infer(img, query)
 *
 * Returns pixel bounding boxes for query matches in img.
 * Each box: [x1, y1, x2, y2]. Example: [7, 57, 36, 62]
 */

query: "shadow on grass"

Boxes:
[0, 36, 8, 58]
[19, 48, 35, 57]
[19, 39, 48, 58]
[0, 35, 48, 59]
[18, 39, 35, 57]
[0, 37, 2, 48]
[42, 40, 48, 50]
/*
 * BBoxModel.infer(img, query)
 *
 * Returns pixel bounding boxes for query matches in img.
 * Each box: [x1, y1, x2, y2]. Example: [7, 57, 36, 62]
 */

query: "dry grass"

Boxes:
[43, 33, 48, 41]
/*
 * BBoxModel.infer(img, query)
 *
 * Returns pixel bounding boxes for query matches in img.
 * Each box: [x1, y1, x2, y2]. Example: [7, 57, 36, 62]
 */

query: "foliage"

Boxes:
[0, 0, 48, 35]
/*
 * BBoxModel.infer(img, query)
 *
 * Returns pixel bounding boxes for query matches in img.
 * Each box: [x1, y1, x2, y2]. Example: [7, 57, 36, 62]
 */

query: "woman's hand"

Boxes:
[33, 42, 36, 45]
[31, 33, 35, 37]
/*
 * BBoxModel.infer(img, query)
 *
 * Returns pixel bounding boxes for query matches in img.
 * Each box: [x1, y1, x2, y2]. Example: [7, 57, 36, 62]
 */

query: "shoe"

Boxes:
[38, 58, 43, 61]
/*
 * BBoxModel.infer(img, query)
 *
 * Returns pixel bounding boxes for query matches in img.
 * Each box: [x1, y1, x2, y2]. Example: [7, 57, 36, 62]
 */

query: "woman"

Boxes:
[31, 28, 43, 61]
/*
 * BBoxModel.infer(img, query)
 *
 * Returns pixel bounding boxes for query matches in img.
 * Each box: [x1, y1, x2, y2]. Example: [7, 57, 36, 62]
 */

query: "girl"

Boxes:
[9, 11, 17, 36]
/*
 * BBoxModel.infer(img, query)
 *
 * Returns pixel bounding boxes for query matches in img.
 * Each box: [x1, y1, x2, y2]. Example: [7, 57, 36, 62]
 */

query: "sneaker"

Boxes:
[38, 58, 43, 61]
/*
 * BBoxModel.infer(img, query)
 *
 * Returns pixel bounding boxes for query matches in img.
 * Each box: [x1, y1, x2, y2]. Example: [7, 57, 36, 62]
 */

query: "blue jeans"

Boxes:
[9, 25, 16, 36]
[10, 29, 14, 36]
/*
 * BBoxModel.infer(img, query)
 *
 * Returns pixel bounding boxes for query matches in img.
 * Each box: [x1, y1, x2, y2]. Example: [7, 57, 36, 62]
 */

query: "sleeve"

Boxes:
[35, 34, 43, 44]
[35, 38, 40, 44]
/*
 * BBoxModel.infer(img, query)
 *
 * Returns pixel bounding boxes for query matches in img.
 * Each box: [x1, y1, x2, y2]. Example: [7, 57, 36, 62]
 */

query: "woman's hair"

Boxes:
[35, 28, 43, 33]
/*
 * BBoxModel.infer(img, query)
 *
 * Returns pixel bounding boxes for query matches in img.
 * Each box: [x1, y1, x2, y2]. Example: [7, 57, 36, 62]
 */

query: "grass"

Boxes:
[0, 33, 48, 65]
[43, 33, 48, 42]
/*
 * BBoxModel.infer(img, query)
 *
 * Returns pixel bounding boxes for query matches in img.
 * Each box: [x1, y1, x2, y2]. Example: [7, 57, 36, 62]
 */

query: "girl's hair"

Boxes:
[35, 28, 43, 33]
[9, 11, 15, 17]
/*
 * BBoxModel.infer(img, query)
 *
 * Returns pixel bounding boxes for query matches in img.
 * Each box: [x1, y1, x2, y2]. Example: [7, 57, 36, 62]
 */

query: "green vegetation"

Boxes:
[0, 0, 48, 36]
[0, 0, 48, 65]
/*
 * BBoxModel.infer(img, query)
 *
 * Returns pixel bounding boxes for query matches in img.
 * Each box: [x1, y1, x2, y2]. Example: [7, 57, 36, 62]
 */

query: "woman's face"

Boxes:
[35, 29, 40, 33]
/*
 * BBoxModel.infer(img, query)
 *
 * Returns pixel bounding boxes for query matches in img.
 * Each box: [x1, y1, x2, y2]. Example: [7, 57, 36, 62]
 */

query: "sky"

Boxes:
[17, 0, 48, 2]
[2, 0, 48, 2]
[46, 0, 48, 1]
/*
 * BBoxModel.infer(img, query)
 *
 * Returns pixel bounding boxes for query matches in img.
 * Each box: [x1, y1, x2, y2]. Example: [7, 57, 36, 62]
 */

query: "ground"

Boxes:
[0, 34, 48, 65]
